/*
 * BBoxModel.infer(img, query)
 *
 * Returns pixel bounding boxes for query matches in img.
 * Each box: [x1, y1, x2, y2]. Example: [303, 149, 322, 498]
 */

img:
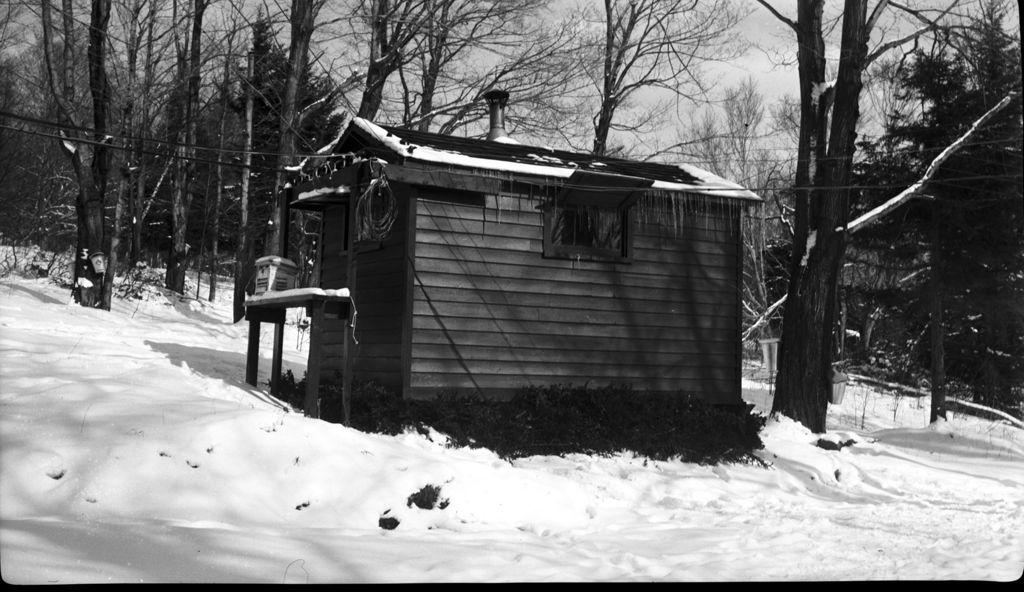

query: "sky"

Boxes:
[1, 259, 1021, 583]
[719, 3, 801, 102]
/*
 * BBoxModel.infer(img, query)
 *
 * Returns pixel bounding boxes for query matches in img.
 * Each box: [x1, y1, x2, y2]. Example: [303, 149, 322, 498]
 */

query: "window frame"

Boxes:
[541, 201, 634, 263]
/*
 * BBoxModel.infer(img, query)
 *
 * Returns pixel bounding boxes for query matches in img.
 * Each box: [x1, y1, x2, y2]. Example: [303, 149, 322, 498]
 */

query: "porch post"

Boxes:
[342, 171, 360, 426]
[304, 301, 325, 418]
[270, 323, 284, 396]
[245, 320, 260, 386]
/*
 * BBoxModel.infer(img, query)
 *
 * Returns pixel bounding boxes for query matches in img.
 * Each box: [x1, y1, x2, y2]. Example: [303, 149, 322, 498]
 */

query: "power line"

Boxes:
[7, 105, 1020, 174]
[0, 122, 285, 174]
[5, 116, 1020, 197]
[26, 1, 330, 159]
[0, 109, 338, 164]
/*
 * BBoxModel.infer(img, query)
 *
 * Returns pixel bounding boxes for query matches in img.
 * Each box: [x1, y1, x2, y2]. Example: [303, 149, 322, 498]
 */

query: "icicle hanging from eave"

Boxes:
[634, 191, 742, 238]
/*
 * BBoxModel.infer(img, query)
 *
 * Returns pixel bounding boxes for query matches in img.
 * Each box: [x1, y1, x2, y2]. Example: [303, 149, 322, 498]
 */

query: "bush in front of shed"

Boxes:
[279, 375, 765, 465]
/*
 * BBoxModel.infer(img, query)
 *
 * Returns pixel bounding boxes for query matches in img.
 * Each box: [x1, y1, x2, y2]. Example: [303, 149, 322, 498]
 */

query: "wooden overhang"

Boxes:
[292, 159, 659, 212]
[553, 170, 654, 210]
[292, 160, 506, 212]
[290, 163, 358, 211]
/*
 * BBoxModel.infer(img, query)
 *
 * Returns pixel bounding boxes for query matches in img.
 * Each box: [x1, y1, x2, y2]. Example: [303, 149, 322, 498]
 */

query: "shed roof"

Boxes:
[335, 118, 760, 203]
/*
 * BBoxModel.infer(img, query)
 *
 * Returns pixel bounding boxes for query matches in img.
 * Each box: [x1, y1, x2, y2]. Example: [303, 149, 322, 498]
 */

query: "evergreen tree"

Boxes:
[851, 1, 1023, 415]
[243, 14, 345, 274]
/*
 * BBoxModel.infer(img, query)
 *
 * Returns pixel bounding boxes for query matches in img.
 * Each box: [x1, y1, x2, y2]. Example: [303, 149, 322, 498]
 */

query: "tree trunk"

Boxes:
[234, 51, 255, 323]
[838, 288, 848, 360]
[166, 146, 189, 292]
[209, 145, 223, 302]
[207, 37, 234, 302]
[414, 9, 447, 133]
[771, 0, 868, 433]
[102, 169, 128, 309]
[862, 307, 879, 355]
[357, 0, 392, 121]
[131, 163, 144, 266]
[592, 0, 618, 157]
[41, 0, 110, 308]
[166, 0, 207, 293]
[267, 0, 319, 257]
[929, 212, 946, 423]
[90, 0, 115, 310]
[131, 2, 158, 268]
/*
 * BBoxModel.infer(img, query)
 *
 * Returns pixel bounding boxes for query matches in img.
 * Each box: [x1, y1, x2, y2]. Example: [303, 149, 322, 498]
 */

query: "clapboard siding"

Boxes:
[412, 315, 731, 341]
[413, 271, 733, 303]
[413, 343, 734, 366]
[410, 363, 735, 381]
[413, 257, 734, 289]
[412, 329, 737, 352]
[409, 190, 742, 403]
[410, 285, 736, 314]
[416, 241, 737, 273]
[420, 210, 736, 244]
[407, 367, 735, 401]
[410, 300, 736, 328]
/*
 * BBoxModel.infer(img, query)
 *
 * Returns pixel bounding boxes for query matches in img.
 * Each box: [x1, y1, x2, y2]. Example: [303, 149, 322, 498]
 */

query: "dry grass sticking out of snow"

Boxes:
[1, 277, 1022, 583]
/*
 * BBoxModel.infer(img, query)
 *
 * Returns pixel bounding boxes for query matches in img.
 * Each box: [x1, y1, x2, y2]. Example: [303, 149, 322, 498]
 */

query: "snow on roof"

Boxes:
[349, 118, 760, 202]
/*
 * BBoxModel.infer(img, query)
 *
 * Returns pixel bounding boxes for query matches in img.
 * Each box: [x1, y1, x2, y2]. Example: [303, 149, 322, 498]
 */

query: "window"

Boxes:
[540, 170, 651, 263]
[543, 203, 631, 262]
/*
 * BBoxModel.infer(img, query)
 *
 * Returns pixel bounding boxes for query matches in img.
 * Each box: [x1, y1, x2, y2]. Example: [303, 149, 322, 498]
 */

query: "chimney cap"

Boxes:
[482, 89, 510, 104]
[483, 89, 513, 142]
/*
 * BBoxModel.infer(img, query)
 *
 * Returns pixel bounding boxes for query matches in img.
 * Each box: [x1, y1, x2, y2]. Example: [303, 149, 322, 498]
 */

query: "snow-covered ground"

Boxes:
[1, 276, 1021, 583]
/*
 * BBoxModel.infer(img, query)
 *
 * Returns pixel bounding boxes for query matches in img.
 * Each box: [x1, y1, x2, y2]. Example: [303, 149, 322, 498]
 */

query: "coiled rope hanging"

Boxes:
[356, 160, 397, 241]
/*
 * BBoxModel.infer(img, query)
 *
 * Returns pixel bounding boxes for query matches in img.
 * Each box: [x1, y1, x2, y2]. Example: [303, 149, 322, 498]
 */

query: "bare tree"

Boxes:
[165, 0, 208, 293]
[265, 0, 325, 256]
[585, 0, 744, 156]
[354, 0, 431, 121]
[233, 49, 254, 323]
[113, 0, 175, 269]
[0, 3, 27, 52]
[40, 0, 113, 308]
[394, 0, 581, 139]
[670, 79, 795, 343]
[756, 0, 960, 432]
[314, 0, 584, 143]
[205, 14, 244, 302]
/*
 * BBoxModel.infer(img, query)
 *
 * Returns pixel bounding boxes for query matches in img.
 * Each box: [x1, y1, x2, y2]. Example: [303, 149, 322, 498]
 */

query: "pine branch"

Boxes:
[847, 92, 1016, 233]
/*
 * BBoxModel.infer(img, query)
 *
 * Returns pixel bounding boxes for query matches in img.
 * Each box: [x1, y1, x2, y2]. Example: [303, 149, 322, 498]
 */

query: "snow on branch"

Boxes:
[743, 93, 1016, 340]
[847, 92, 1017, 233]
[867, 1, 962, 65]
[948, 397, 1024, 429]
[742, 293, 788, 341]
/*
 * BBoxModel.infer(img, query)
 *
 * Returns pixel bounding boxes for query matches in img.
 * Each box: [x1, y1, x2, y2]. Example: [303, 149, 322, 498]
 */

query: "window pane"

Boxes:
[552, 206, 622, 251]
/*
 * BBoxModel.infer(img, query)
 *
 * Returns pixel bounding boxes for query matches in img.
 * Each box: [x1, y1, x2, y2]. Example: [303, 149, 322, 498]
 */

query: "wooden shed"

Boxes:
[249, 96, 760, 416]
